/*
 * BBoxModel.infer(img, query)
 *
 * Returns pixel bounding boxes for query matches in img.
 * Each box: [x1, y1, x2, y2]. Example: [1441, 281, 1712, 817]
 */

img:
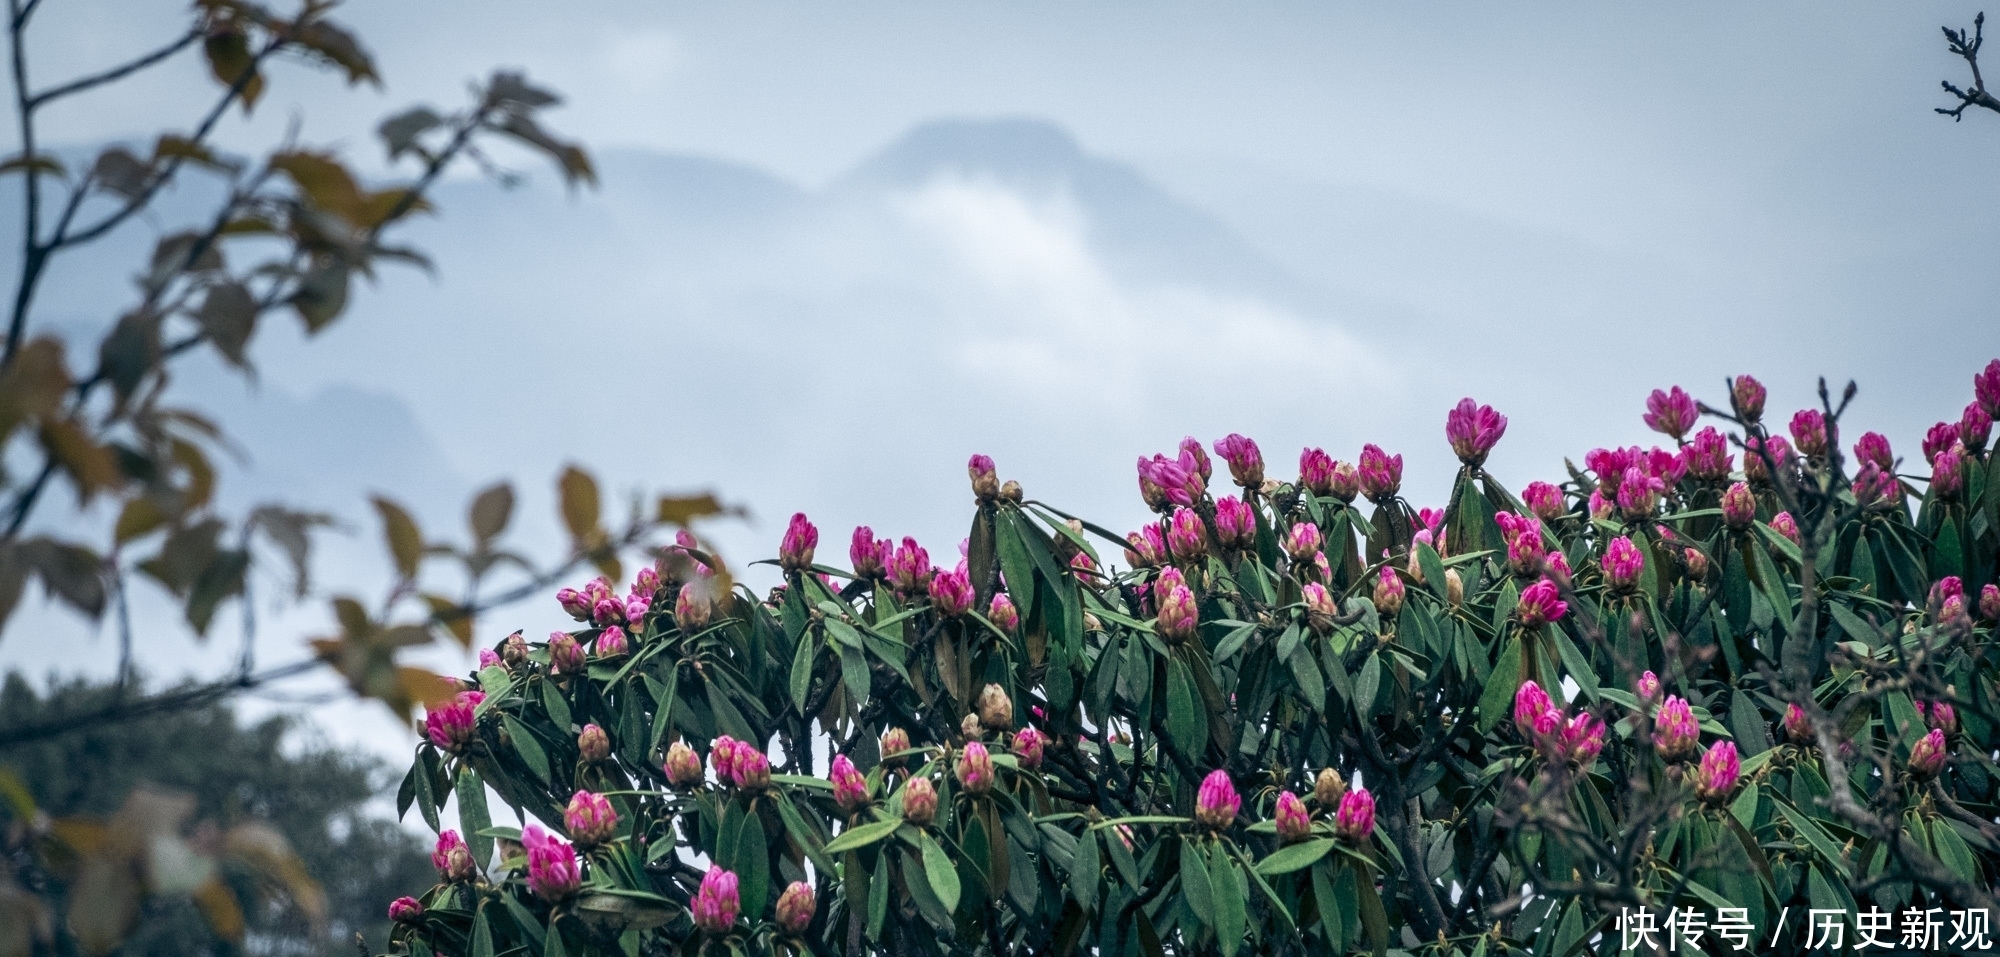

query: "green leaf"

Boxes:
[1165, 658, 1205, 762]
[1477, 638, 1523, 733]
[1356, 860, 1389, 957]
[1210, 843, 1245, 957]
[920, 832, 960, 915]
[1181, 839, 1215, 926]
[1256, 838, 1336, 875]
[470, 907, 495, 957]
[732, 810, 770, 927]
[502, 715, 550, 783]
[1415, 542, 1448, 602]
[789, 629, 817, 713]
[1354, 652, 1381, 720]
[1311, 860, 1345, 950]
[1072, 828, 1099, 910]
[541, 678, 571, 733]
[456, 767, 492, 872]
[823, 816, 901, 855]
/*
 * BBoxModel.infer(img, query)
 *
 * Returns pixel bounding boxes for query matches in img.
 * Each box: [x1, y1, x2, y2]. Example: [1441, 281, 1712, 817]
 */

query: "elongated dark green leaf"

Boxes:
[920, 831, 960, 915]
[790, 630, 818, 712]
[823, 816, 901, 854]
[457, 767, 492, 869]
[1256, 838, 1336, 875]
[1476, 638, 1522, 733]
[1211, 844, 1245, 957]
[540, 678, 571, 732]
[1181, 840, 1215, 926]
[501, 715, 549, 783]
[1072, 828, 1099, 910]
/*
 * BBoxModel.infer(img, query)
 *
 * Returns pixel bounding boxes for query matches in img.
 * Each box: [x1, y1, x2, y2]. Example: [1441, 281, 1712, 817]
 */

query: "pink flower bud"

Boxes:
[1358, 444, 1402, 502]
[578, 723, 611, 763]
[928, 564, 974, 617]
[664, 741, 703, 787]
[1138, 453, 1203, 510]
[1302, 581, 1337, 620]
[1852, 431, 1893, 471]
[887, 538, 932, 594]
[775, 881, 816, 935]
[987, 593, 1020, 632]
[1213, 433, 1265, 488]
[1213, 496, 1257, 550]
[1522, 481, 1565, 522]
[1853, 463, 1898, 509]
[830, 754, 870, 811]
[1616, 467, 1665, 519]
[691, 865, 740, 935]
[595, 626, 628, 659]
[851, 526, 892, 580]
[1743, 435, 1792, 484]
[1730, 375, 1766, 423]
[1372, 565, 1405, 616]
[1643, 386, 1699, 440]
[1335, 787, 1375, 843]
[1505, 523, 1547, 578]
[1327, 461, 1361, 502]
[1274, 791, 1311, 843]
[1157, 582, 1200, 642]
[1299, 447, 1336, 496]
[674, 581, 713, 631]
[1963, 402, 1994, 454]
[1636, 671, 1661, 702]
[1560, 711, 1605, 765]
[1313, 768, 1346, 806]
[523, 825, 581, 901]
[780, 513, 818, 571]
[1602, 536, 1645, 592]
[1932, 445, 1967, 500]
[1977, 358, 2000, 418]
[1695, 741, 1741, 802]
[1926, 700, 1958, 735]
[548, 633, 585, 674]
[1789, 409, 1828, 457]
[733, 744, 771, 791]
[1770, 511, 1800, 546]
[1282, 521, 1321, 562]
[880, 727, 911, 759]
[901, 776, 938, 825]
[1588, 489, 1613, 521]
[1931, 575, 1964, 613]
[1721, 482, 1757, 529]
[556, 587, 592, 620]
[1683, 547, 1709, 581]
[592, 597, 625, 629]
[1180, 437, 1214, 484]
[433, 829, 477, 881]
[1586, 447, 1637, 493]
[1011, 726, 1046, 769]
[1783, 702, 1813, 744]
[710, 735, 741, 785]
[632, 567, 660, 599]
[1124, 523, 1166, 567]
[477, 647, 501, 669]
[1515, 579, 1567, 628]
[957, 741, 996, 793]
[1546, 550, 1573, 579]
[1924, 421, 1963, 465]
[1980, 583, 2000, 622]
[1654, 696, 1699, 761]
[1069, 550, 1100, 583]
[424, 691, 484, 754]
[564, 790, 619, 847]
[968, 453, 1000, 502]
[1685, 428, 1732, 481]
[977, 684, 1014, 729]
[1513, 681, 1555, 739]
[1908, 727, 1949, 779]
[1446, 398, 1508, 465]
[388, 896, 424, 923]
[1195, 769, 1240, 829]
[1166, 507, 1208, 563]
[501, 632, 528, 666]
[624, 595, 650, 630]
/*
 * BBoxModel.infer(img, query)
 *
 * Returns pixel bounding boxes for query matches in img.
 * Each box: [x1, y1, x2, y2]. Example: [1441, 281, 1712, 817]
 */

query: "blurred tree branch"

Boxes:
[1938, 12, 2000, 120]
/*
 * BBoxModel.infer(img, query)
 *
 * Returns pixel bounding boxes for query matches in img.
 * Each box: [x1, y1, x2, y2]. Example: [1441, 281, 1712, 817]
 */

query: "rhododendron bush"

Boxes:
[380, 365, 2000, 957]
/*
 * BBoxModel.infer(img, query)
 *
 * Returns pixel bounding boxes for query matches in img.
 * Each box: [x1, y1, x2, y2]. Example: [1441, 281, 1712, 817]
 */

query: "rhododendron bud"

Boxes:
[595, 626, 628, 659]
[691, 866, 740, 935]
[1213, 496, 1256, 550]
[1195, 769, 1240, 829]
[1522, 481, 1565, 522]
[1586, 447, 1637, 493]
[880, 727, 911, 759]
[1515, 579, 1567, 628]
[1616, 467, 1665, 519]
[1142, 453, 1202, 508]
[1299, 447, 1336, 496]
[1695, 741, 1741, 802]
[1545, 549, 1573, 579]
[1444, 568, 1464, 607]
[1166, 507, 1207, 563]
[1514, 681, 1554, 738]
[1932, 576, 1964, 611]
[850, 527, 890, 579]
[425, 691, 483, 754]
[928, 564, 973, 617]
[1730, 374, 1766, 423]
[1302, 581, 1337, 620]
[1282, 520, 1320, 561]
[1214, 433, 1264, 488]
[961, 713, 983, 739]
[1981, 583, 2000, 622]
[1011, 726, 1046, 769]
[523, 825, 581, 901]
[1314, 768, 1347, 805]
[1274, 791, 1311, 843]
[564, 790, 618, 846]
[1587, 489, 1613, 521]
[1561, 711, 1605, 765]
[733, 745, 771, 791]
[1636, 671, 1661, 702]
[1789, 409, 1828, 457]
[987, 593, 1019, 632]
[978, 684, 1014, 729]
[1327, 461, 1361, 502]
[1852, 463, 1897, 508]
[1180, 436, 1214, 484]
[592, 597, 624, 629]
[1932, 446, 1966, 500]
[1963, 402, 1994, 453]
[710, 735, 741, 785]
[1654, 696, 1699, 760]
[1783, 703, 1813, 744]
[828, 754, 870, 811]
[1770, 511, 1800, 546]
[1644, 386, 1699, 440]
[1743, 435, 1792, 484]
[664, 741, 703, 787]
[433, 830, 477, 881]
[1853, 431, 1893, 471]
[1372, 566, 1405, 616]
[1907, 728, 1948, 780]
[1926, 700, 1958, 735]
[632, 566, 660, 598]
[1685, 428, 1732, 481]
[1978, 357, 2000, 417]
[1445, 398, 1508, 465]
[779, 513, 818, 571]
[1682, 547, 1709, 581]
[577, 723, 610, 763]
[957, 742, 995, 793]
[1157, 583, 1200, 642]
[556, 587, 592, 620]
[547, 633, 584, 674]
[1335, 788, 1375, 843]
[1506, 526, 1546, 578]
[1358, 444, 1402, 502]
[968, 453, 1000, 502]
[1720, 482, 1757, 529]
[501, 631, 528, 666]
[389, 896, 424, 923]
[776, 881, 816, 935]
[675, 582, 714, 631]
[477, 647, 501, 670]
[1924, 421, 1962, 465]
[1603, 536, 1645, 593]
[901, 776, 938, 824]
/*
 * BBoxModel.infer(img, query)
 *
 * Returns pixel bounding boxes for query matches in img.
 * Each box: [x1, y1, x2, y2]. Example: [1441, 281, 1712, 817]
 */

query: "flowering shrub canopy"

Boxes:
[382, 365, 2000, 956]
